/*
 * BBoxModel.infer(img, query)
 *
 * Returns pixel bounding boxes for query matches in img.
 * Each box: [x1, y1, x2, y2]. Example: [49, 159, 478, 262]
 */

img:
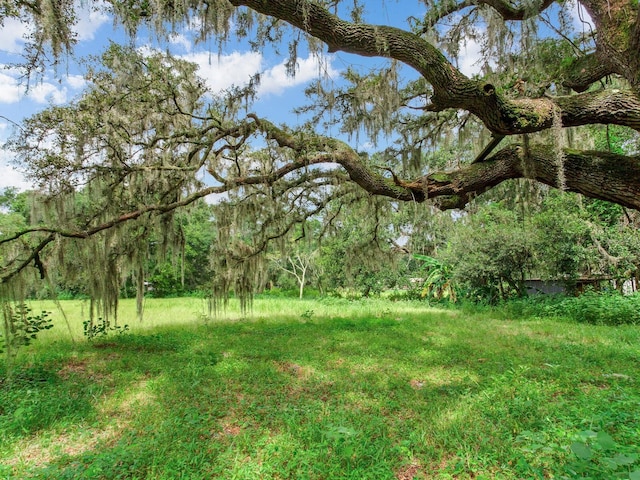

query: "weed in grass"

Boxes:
[1, 304, 53, 379]
[301, 309, 315, 321]
[83, 317, 129, 341]
[0, 364, 99, 440]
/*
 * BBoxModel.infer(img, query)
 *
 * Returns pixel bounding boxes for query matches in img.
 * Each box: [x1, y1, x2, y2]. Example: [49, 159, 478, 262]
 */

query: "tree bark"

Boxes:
[400, 146, 640, 211]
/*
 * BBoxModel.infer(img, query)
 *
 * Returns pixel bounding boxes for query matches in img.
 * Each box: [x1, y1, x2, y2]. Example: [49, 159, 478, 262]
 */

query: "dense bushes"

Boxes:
[497, 292, 640, 325]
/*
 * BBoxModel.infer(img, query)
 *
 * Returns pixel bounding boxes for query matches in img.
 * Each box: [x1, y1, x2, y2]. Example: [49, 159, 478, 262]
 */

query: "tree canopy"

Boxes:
[1, 0, 640, 310]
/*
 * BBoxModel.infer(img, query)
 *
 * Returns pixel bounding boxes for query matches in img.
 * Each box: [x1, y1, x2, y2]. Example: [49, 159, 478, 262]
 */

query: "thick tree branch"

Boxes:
[229, 0, 466, 98]
[405, 145, 640, 210]
[579, 0, 639, 87]
[5, 131, 640, 285]
[421, 0, 555, 29]
[469, 0, 555, 19]
[227, 116, 640, 209]
[630, 7, 640, 82]
[230, 0, 640, 135]
[555, 89, 640, 131]
[1, 235, 55, 285]
[248, 115, 422, 201]
[562, 53, 615, 93]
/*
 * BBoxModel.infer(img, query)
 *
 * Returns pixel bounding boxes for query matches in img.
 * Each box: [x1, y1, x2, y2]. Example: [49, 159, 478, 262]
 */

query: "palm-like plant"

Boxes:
[413, 254, 458, 302]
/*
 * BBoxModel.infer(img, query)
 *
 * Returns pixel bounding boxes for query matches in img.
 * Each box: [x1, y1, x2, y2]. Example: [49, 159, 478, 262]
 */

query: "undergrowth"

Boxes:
[496, 291, 640, 325]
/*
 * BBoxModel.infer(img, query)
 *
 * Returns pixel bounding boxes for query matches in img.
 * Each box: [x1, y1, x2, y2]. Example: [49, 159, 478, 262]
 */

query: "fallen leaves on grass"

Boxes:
[395, 461, 424, 480]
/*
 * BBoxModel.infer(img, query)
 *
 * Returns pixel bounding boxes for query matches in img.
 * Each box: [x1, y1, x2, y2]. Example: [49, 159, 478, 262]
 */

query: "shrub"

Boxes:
[551, 292, 640, 325]
[1, 304, 53, 378]
[492, 292, 640, 325]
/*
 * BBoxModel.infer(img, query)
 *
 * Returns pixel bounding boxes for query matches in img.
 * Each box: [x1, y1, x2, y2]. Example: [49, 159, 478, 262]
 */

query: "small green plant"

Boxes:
[301, 309, 315, 320]
[82, 317, 129, 341]
[413, 254, 458, 302]
[517, 429, 640, 479]
[566, 430, 640, 479]
[1, 303, 53, 374]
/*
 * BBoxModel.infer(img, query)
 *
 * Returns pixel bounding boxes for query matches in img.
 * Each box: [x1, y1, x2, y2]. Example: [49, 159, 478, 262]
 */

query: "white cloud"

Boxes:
[0, 66, 76, 105]
[181, 50, 338, 97]
[204, 191, 230, 205]
[0, 165, 30, 190]
[169, 33, 193, 52]
[258, 55, 338, 96]
[357, 141, 375, 152]
[0, 1, 107, 55]
[136, 44, 158, 58]
[457, 38, 483, 77]
[0, 71, 22, 104]
[74, 0, 110, 41]
[0, 18, 31, 54]
[182, 51, 263, 93]
[66, 74, 86, 90]
[0, 150, 31, 191]
[27, 82, 68, 104]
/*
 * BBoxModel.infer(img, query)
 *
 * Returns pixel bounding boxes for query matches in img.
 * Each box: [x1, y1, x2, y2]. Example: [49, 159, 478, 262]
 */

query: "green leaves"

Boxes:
[568, 430, 640, 477]
[1, 303, 54, 378]
[441, 204, 535, 301]
[596, 431, 617, 450]
[413, 254, 458, 302]
[571, 441, 593, 460]
[82, 317, 129, 342]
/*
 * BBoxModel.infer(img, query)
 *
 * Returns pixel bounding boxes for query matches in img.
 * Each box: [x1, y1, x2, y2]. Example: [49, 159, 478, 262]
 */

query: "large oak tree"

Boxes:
[1, 0, 639, 310]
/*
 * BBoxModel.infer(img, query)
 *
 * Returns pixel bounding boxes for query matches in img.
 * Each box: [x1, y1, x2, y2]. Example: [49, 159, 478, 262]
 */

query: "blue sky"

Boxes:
[0, 1, 590, 191]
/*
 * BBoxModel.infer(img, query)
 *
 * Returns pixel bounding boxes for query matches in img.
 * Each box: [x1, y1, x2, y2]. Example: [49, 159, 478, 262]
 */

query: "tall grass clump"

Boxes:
[491, 292, 640, 325]
[551, 291, 640, 325]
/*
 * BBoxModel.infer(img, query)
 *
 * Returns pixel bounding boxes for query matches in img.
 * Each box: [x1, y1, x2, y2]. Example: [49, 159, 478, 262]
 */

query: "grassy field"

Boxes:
[1, 297, 639, 479]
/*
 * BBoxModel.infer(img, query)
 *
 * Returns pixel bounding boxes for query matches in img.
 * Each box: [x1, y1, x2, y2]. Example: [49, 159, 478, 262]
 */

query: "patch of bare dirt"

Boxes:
[4, 426, 119, 469]
[409, 379, 425, 390]
[580, 381, 610, 393]
[57, 354, 119, 381]
[327, 357, 346, 368]
[57, 358, 90, 379]
[274, 361, 314, 379]
[207, 410, 244, 439]
[114, 380, 154, 415]
[422, 454, 459, 479]
[395, 461, 424, 480]
[222, 423, 242, 436]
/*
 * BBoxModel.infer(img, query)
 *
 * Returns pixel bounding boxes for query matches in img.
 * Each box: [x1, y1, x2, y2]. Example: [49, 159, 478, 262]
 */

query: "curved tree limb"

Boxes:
[229, 0, 640, 135]
[8, 139, 639, 254]
[1, 235, 55, 285]
[242, 114, 640, 210]
[562, 53, 615, 92]
[411, 146, 640, 210]
[420, 0, 555, 30]
[5, 117, 640, 284]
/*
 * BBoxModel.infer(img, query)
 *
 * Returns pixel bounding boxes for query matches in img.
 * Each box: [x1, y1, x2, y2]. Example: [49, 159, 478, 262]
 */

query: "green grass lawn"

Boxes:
[1, 297, 639, 479]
